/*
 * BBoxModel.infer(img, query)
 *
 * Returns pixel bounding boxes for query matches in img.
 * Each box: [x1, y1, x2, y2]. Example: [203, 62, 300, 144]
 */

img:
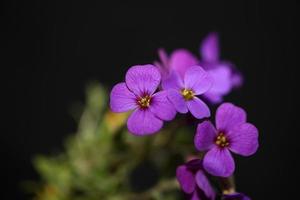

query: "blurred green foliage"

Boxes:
[31, 82, 197, 200]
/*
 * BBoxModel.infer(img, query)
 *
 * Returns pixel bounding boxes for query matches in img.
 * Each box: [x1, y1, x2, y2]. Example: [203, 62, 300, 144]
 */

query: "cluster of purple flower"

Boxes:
[110, 33, 259, 200]
[177, 159, 250, 200]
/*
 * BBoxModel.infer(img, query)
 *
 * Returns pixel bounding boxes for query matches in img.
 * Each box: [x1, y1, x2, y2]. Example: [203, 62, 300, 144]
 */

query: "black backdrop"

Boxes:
[5, 1, 298, 199]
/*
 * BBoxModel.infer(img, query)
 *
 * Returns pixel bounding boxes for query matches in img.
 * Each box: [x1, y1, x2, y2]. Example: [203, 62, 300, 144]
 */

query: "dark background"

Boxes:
[5, 1, 298, 199]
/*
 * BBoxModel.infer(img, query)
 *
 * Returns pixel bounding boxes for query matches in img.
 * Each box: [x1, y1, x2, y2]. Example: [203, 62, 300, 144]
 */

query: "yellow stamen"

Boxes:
[181, 89, 195, 100]
[215, 133, 229, 147]
[138, 95, 151, 108]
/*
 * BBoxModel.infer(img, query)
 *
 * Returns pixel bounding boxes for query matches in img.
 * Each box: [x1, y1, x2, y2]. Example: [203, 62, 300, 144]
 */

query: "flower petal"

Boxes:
[158, 48, 169, 68]
[186, 97, 210, 119]
[127, 109, 163, 135]
[194, 121, 217, 151]
[207, 65, 232, 94]
[125, 65, 161, 96]
[228, 62, 244, 89]
[167, 89, 188, 113]
[161, 70, 184, 90]
[150, 91, 176, 121]
[203, 92, 223, 104]
[190, 190, 201, 200]
[153, 61, 165, 76]
[169, 49, 199, 79]
[200, 32, 219, 63]
[227, 123, 259, 156]
[203, 66, 233, 104]
[184, 66, 213, 95]
[110, 83, 137, 112]
[176, 165, 196, 194]
[216, 103, 247, 133]
[203, 147, 235, 177]
[195, 170, 216, 199]
[155, 49, 169, 78]
[232, 71, 244, 89]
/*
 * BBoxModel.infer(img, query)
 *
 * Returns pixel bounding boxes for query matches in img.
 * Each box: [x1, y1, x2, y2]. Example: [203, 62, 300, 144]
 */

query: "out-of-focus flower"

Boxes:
[200, 33, 243, 103]
[200, 33, 243, 88]
[155, 48, 198, 81]
[222, 193, 251, 200]
[110, 65, 176, 135]
[176, 159, 215, 200]
[155, 32, 243, 104]
[163, 66, 213, 119]
[194, 103, 259, 177]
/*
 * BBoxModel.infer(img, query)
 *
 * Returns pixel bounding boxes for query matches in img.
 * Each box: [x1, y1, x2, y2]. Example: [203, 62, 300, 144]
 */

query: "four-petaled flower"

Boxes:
[155, 32, 243, 104]
[200, 32, 243, 91]
[164, 66, 213, 119]
[194, 103, 259, 177]
[199, 33, 243, 103]
[110, 65, 176, 135]
[176, 159, 216, 200]
[110, 36, 259, 198]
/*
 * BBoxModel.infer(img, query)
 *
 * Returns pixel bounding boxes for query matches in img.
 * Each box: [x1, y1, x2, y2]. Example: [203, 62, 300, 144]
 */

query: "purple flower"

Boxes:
[153, 48, 170, 79]
[200, 33, 243, 103]
[194, 103, 259, 177]
[200, 32, 243, 88]
[110, 65, 176, 135]
[155, 48, 198, 81]
[176, 159, 216, 200]
[155, 33, 243, 104]
[222, 193, 251, 200]
[164, 66, 213, 119]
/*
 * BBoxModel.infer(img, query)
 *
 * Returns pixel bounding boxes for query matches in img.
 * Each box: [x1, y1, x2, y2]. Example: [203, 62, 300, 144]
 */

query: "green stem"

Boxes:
[219, 175, 236, 195]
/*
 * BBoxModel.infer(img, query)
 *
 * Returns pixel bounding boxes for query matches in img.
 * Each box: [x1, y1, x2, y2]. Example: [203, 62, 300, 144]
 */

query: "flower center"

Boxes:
[215, 133, 229, 148]
[181, 89, 195, 100]
[138, 95, 151, 108]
